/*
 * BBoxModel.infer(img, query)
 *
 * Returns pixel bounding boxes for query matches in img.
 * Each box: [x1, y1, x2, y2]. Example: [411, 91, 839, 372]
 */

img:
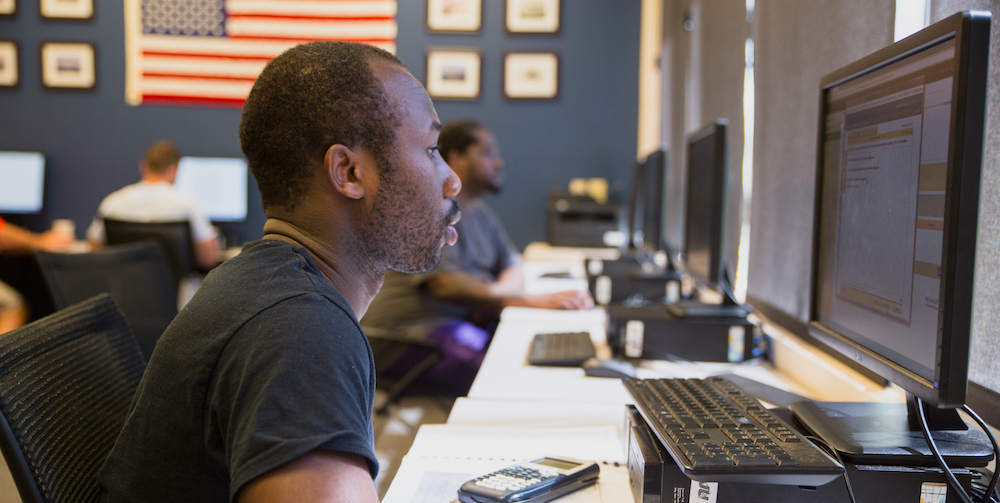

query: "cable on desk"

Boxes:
[962, 406, 1000, 503]
[971, 468, 1000, 503]
[806, 435, 857, 503]
[915, 398, 1000, 503]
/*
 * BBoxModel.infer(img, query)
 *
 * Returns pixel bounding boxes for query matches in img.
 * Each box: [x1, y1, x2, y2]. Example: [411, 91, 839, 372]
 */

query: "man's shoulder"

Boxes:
[199, 240, 356, 322]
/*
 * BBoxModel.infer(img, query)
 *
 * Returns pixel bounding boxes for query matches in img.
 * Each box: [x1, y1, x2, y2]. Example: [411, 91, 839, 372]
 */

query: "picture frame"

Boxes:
[0, 0, 15, 17]
[0, 41, 17, 87]
[503, 52, 559, 99]
[40, 0, 93, 19]
[505, 0, 560, 34]
[425, 49, 481, 100]
[427, 0, 481, 33]
[41, 42, 96, 89]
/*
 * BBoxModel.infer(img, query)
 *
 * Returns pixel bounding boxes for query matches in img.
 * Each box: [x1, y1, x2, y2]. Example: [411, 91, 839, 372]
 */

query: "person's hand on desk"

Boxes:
[510, 289, 594, 310]
[36, 229, 77, 252]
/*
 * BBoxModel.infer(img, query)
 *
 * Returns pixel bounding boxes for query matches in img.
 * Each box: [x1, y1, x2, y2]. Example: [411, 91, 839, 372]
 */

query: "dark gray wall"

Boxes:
[0, 0, 641, 249]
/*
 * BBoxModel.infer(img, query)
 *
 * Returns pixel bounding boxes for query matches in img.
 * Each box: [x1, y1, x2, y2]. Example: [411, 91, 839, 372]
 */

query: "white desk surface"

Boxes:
[447, 397, 631, 445]
[470, 306, 798, 405]
[383, 247, 819, 502]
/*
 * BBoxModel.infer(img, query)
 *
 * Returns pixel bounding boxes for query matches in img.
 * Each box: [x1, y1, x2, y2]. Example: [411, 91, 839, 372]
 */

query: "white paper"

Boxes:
[406, 424, 625, 464]
[382, 455, 631, 503]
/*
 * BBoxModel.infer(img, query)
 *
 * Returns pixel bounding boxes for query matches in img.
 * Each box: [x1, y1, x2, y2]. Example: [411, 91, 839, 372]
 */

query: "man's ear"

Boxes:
[325, 144, 366, 200]
[138, 160, 149, 177]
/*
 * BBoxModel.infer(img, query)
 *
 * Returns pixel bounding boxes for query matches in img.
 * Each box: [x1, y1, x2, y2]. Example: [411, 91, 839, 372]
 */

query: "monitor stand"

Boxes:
[789, 395, 994, 467]
[666, 296, 748, 318]
[588, 249, 675, 279]
[665, 269, 747, 319]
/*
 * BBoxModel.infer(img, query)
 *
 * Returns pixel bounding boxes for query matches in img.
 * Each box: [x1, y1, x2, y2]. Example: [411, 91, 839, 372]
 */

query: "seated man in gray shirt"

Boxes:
[363, 120, 592, 393]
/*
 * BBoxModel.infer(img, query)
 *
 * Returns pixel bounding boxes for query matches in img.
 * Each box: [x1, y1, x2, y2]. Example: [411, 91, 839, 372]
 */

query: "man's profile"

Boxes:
[98, 41, 461, 503]
[362, 120, 591, 393]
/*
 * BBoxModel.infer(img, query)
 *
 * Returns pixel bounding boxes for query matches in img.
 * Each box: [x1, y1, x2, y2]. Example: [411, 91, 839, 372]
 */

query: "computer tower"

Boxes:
[626, 405, 977, 503]
[588, 270, 679, 306]
[607, 303, 754, 362]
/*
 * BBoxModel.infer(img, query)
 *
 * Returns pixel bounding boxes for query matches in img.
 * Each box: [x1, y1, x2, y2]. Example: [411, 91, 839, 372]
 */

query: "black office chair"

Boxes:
[34, 242, 178, 361]
[0, 293, 146, 503]
[365, 327, 445, 416]
[103, 218, 195, 287]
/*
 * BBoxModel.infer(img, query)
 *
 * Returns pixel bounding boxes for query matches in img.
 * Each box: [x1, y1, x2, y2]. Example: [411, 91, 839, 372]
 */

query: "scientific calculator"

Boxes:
[456, 456, 599, 503]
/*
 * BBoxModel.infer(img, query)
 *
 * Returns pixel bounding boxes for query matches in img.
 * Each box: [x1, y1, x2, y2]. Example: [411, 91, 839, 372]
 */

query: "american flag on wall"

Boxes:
[124, 0, 398, 107]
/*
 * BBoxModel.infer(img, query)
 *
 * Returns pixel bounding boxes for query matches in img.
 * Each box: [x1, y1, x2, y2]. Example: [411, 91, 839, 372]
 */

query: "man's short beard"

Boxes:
[359, 155, 451, 275]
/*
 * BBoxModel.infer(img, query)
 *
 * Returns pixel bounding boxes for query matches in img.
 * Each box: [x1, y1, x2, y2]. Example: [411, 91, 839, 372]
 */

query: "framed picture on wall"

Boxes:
[426, 49, 481, 100]
[0, 41, 17, 87]
[505, 0, 560, 34]
[40, 0, 93, 19]
[41, 42, 96, 89]
[503, 52, 558, 99]
[427, 0, 481, 33]
[0, 0, 15, 17]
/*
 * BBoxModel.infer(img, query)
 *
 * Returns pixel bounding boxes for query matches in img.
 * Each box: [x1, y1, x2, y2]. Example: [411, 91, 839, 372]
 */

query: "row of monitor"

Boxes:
[626, 121, 729, 296]
[0, 153, 249, 222]
[626, 11, 989, 426]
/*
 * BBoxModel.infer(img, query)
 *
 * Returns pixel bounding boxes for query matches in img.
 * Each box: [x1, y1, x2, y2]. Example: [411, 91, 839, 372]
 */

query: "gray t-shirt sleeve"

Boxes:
[208, 293, 377, 499]
[479, 203, 521, 275]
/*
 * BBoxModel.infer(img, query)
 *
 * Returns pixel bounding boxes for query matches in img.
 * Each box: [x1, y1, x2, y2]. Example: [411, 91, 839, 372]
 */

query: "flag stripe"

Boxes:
[143, 54, 266, 78]
[142, 96, 247, 107]
[227, 15, 395, 21]
[226, 0, 397, 18]
[225, 18, 397, 39]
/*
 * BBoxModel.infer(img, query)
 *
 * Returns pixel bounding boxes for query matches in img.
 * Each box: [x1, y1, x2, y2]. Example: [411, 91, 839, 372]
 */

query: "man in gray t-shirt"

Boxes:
[362, 121, 592, 392]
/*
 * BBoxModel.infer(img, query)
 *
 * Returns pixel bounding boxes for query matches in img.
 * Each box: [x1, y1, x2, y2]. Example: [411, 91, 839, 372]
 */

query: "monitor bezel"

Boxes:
[682, 120, 729, 289]
[639, 149, 667, 253]
[807, 11, 990, 408]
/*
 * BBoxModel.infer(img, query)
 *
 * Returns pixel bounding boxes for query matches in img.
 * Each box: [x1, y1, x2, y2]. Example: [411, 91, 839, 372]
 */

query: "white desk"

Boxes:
[382, 248, 839, 503]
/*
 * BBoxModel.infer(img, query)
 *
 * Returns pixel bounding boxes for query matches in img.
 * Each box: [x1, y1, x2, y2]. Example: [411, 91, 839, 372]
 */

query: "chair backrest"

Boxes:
[35, 242, 178, 360]
[103, 218, 195, 285]
[0, 294, 145, 503]
[363, 327, 443, 415]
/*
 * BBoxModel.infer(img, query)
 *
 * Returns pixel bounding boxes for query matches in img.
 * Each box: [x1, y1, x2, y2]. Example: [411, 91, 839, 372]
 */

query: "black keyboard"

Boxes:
[527, 332, 596, 366]
[624, 377, 843, 486]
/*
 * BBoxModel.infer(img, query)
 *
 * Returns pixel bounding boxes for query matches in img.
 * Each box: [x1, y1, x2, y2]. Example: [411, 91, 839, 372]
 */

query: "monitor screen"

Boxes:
[809, 12, 989, 407]
[683, 121, 728, 288]
[625, 160, 645, 249]
[0, 151, 45, 214]
[174, 156, 248, 222]
[638, 150, 666, 252]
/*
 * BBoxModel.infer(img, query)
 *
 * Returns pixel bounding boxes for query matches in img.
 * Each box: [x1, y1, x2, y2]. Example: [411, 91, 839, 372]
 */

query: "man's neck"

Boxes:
[142, 175, 173, 185]
[261, 218, 383, 319]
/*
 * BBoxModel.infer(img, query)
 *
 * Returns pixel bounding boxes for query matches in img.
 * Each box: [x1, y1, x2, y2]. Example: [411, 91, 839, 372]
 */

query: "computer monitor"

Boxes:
[174, 156, 248, 222]
[682, 121, 729, 290]
[625, 161, 645, 250]
[0, 151, 45, 214]
[793, 11, 992, 465]
[638, 150, 667, 253]
[667, 121, 746, 319]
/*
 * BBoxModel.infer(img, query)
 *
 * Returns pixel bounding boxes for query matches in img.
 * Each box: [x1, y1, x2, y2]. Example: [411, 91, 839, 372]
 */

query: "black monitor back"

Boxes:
[683, 120, 729, 289]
